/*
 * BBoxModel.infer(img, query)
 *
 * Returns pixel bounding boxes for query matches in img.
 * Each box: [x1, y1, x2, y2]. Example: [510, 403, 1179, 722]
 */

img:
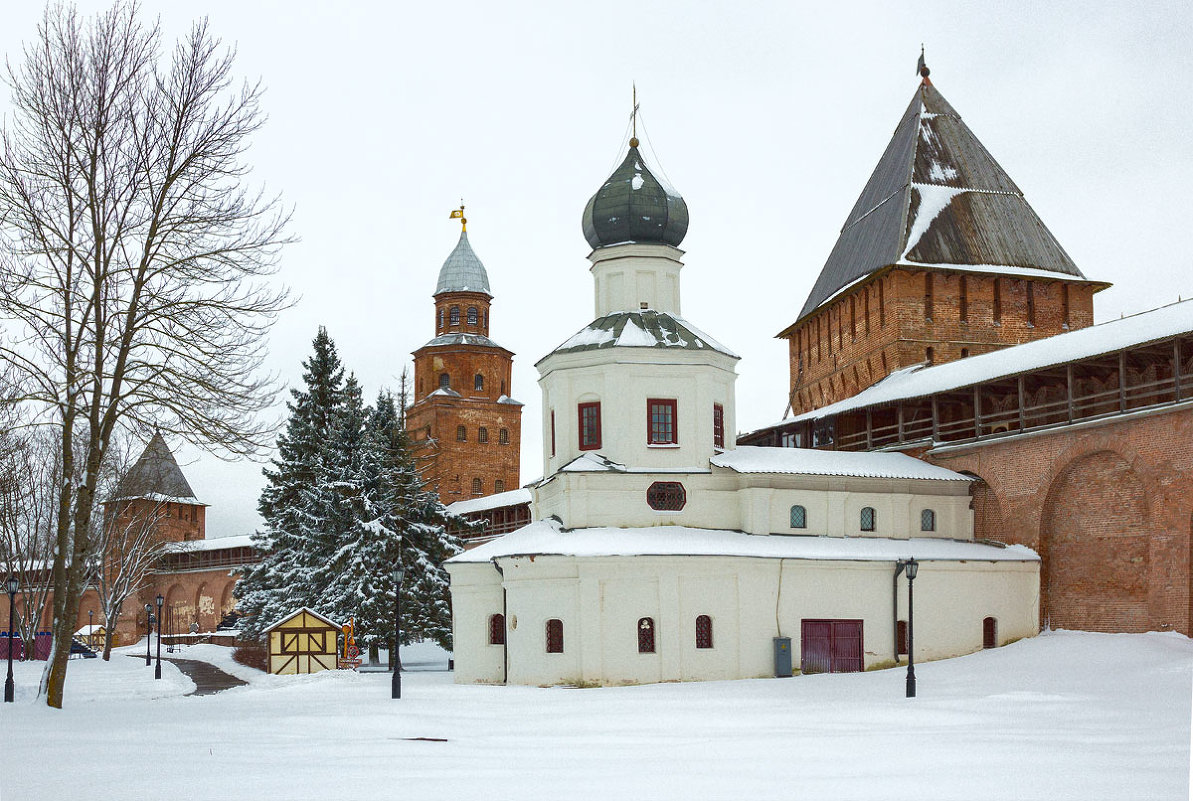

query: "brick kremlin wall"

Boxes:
[923, 404, 1193, 635]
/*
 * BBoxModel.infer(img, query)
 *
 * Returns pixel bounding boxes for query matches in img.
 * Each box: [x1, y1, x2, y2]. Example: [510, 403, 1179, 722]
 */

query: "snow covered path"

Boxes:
[0, 631, 1188, 800]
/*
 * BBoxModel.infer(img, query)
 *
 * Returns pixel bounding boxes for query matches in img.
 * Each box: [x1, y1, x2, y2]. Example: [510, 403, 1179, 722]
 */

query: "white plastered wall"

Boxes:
[448, 554, 1039, 686]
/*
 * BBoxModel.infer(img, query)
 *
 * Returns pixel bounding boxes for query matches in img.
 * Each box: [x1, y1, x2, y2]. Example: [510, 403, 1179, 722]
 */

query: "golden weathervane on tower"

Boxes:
[449, 203, 466, 231]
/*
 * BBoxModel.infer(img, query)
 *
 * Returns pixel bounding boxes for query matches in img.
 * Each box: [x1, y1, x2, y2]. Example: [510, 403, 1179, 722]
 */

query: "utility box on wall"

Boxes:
[773, 636, 792, 677]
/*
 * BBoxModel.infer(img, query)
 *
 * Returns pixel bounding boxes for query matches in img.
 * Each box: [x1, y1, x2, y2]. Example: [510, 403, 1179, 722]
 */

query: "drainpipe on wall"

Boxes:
[893, 560, 906, 664]
[490, 558, 508, 685]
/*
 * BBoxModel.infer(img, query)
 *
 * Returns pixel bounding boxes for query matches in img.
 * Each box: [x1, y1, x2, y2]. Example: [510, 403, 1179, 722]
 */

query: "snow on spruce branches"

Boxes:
[236, 328, 464, 651]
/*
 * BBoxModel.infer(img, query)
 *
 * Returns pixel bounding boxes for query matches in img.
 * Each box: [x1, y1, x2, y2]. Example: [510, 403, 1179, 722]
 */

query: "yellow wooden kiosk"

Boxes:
[264, 608, 341, 675]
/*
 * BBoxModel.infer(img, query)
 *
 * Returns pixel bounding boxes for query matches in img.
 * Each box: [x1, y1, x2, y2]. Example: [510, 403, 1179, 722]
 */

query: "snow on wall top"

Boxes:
[540, 309, 738, 364]
[783, 299, 1193, 425]
[446, 488, 533, 516]
[712, 446, 971, 481]
[162, 534, 255, 553]
[448, 520, 1038, 564]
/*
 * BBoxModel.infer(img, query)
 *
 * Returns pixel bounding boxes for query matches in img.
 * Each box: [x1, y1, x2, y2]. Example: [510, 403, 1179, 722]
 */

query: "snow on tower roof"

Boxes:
[448, 520, 1037, 564]
[780, 299, 1193, 425]
[796, 75, 1093, 322]
[712, 446, 971, 481]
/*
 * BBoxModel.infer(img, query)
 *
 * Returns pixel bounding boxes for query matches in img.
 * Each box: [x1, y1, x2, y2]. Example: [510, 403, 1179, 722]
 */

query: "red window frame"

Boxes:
[578, 402, 601, 450]
[713, 403, 725, 449]
[695, 615, 713, 649]
[647, 398, 678, 444]
[546, 619, 564, 653]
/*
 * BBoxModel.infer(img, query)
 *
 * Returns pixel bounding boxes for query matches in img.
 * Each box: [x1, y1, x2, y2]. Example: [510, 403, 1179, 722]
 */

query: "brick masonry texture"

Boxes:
[408, 289, 522, 502]
[785, 269, 1097, 414]
[925, 406, 1193, 635]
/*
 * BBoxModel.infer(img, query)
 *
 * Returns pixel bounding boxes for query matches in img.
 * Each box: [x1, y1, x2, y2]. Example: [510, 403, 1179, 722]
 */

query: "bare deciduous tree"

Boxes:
[0, 2, 291, 707]
[0, 426, 58, 655]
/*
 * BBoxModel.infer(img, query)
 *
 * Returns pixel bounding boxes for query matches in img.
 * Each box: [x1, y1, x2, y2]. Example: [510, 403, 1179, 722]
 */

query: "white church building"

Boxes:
[445, 133, 1039, 686]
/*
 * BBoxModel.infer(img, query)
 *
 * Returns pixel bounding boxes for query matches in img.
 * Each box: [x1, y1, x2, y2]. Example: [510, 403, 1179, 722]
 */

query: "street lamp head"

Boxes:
[5, 575, 17, 595]
[905, 559, 919, 580]
[144, 603, 152, 614]
[156, 593, 163, 608]
[394, 566, 405, 584]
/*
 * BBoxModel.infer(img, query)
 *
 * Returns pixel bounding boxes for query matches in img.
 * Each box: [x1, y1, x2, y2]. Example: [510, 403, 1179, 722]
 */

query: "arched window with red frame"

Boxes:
[546, 619, 564, 653]
[695, 615, 713, 649]
[637, 617, 656, 653]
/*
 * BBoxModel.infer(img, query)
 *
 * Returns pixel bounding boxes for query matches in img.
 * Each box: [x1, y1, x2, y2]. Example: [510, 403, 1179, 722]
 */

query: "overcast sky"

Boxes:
[3, 1, 1191, 539]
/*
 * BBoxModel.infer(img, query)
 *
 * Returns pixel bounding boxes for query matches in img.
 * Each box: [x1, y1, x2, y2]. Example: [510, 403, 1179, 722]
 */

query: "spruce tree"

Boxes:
[237, 328, 346, 638]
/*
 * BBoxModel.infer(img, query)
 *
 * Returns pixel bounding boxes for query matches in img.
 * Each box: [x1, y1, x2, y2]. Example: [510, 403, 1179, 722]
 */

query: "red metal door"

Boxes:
[801, 619, 863, 674]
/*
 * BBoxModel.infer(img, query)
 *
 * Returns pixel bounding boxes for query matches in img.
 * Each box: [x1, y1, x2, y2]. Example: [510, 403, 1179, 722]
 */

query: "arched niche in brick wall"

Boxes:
[1040, 450, 1149, 633]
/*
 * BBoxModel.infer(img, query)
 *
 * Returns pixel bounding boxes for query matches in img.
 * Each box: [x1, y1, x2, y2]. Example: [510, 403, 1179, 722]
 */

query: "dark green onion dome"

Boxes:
[582, 144, 689, 250]
[435, 230, 491, 296]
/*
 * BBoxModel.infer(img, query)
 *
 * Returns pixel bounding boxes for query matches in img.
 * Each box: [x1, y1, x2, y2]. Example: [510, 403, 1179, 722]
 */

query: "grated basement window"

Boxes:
[647, 481, 686, 511]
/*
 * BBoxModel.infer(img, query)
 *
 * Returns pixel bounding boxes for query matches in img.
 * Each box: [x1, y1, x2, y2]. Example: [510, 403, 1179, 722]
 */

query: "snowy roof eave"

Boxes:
[447, 521, 1039, 564]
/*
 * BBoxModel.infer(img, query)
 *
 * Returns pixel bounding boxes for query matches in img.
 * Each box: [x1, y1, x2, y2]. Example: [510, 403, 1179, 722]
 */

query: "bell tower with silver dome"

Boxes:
[407, 208, 523, 502]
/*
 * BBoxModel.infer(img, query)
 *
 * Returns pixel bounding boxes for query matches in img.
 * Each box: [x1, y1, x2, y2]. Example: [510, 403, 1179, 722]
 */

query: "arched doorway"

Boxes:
[1041, 451, 1149, 632]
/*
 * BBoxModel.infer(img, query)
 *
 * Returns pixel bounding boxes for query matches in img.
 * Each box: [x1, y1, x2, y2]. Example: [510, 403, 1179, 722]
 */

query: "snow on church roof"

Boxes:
[448, 520, 1038, 564]
[712, 446, 970, 481]
[540, 309, 738, 364]
[782, 299, 1193, 426]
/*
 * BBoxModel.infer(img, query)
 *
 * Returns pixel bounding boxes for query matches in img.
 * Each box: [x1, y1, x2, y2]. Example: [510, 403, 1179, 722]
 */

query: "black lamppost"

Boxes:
[903, 558, 919, 698]
[144, 603, 154, 666]
[5, 575, 18, 703]
[392, 565, 405, 700]
[154, 594, 164, 679]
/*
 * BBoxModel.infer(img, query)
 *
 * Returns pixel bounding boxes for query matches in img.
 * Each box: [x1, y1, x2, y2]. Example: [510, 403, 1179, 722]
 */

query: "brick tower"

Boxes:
[104, 431, 207, 543]
[407, 211, 522, 501]
[778, 58, 1109, 416]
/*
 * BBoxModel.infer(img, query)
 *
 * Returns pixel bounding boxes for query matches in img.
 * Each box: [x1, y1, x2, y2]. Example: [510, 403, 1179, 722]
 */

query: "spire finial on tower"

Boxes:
[917, 45, 931, 83]
[629, 83, 640, 148]
[449, 201, 467, 232]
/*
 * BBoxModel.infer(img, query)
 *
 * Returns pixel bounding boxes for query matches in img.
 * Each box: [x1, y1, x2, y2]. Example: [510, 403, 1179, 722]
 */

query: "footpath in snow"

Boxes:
[0, 631, 1189, 801]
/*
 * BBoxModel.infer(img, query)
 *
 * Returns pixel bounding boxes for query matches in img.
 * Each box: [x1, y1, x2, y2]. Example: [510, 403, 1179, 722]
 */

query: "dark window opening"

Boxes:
[475, 373, 484, 392]
[467, 306, 478, 326]
[489, 614, 505, 645]
[439, 373, 450, 389]
[983, 617, 997, 649]
[550, 411, 556, 456]
[478, 427, 488, 444]
[1027, 282, 1036, 327]
[579, 402, 601, 450]
[494, 479, 505, 494]
[637, 617, 656, 653]
[921, 509, 936, 532]
[960, 275, 968, 323]
[648, 398, 678, 445]
[456, 425, 466, 442]
[499, 428, 510, 445]
[860, 506, 876, 532]
[449, 306, 460, 326]
[897, 620, 908, 655]
[471, 478, 482, 495]
[993, 279, 1002, 324]
[546, 619, 564, 653]
[696, 615, 713, 649]
[924, 273, 934, 321]
[713, 403, 725, 449]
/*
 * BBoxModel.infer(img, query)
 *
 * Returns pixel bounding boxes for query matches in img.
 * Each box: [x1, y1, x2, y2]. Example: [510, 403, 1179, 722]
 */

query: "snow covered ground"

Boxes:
[0, 631, 1188, 800]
